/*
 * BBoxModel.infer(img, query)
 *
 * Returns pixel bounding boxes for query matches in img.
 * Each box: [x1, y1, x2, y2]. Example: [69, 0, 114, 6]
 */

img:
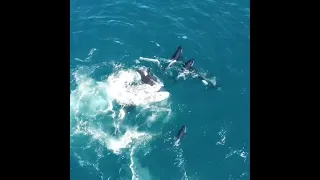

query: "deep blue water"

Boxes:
[70, 0, 250, 180]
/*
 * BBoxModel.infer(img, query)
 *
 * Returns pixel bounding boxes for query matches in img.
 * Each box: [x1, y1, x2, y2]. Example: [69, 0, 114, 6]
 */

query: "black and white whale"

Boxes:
[182, 58, 195, 71]
[176, 58, 195, 79]
[174, 125, 187, 146]
[166, 46, 183, 68]
[178, 59, 219, 88]
[136, 67, 159, 86]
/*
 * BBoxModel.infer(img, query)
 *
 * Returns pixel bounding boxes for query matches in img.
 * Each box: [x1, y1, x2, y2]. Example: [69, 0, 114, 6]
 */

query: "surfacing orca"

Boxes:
[174, 125, 187, 146]
[176, 58, 195, 79]
[182, 58, 195, 71]
[136, 67, 158, 86]
[166, 46, 183, 68]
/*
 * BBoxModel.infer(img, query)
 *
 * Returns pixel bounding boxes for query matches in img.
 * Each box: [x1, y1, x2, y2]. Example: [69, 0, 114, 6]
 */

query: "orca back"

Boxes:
[171, 46, 183, 60]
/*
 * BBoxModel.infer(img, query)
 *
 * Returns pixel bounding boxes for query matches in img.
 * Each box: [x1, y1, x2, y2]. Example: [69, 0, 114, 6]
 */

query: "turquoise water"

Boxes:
[70, 0, 250, 180]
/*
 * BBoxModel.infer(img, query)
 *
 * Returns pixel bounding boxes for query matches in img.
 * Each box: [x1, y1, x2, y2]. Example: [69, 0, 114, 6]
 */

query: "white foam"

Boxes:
[70, 64, 172, 179]
[150, 41, 161, 47]
[118, 108, 126, 120]
[167, 60, 177, 68]
[74, 48, 97, 62]
[176, 71, 190, 80]
[202, 80, 208, 85]
[108, 128, 152, 154]
[225, 147, 249, 162]
[174, 148, 189, 180]
[138, 57, 160, 65]
[138, 56, 177, 68]
[216, 128, 227, 145]
[129, 143, 153, 180]
[105, 69, 169, 106]
[203, 76, 217, 86]
[178, 35, 188, 39]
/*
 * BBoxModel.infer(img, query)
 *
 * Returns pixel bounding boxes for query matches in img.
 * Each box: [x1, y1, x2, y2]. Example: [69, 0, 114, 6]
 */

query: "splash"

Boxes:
[70, 63, 172, 179]
[129, 144, 153, 180]
[225, 146, 249, 162]
[176, 70, 191, 80]
[105, 69, 169, 106]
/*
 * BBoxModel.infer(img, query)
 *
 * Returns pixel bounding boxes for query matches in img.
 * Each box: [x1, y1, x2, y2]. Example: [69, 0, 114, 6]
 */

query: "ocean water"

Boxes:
[70, 0, 250, 180]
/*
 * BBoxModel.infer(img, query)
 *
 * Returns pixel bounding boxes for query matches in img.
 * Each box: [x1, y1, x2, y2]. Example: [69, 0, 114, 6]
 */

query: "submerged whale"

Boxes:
[179, 59, 219, 88]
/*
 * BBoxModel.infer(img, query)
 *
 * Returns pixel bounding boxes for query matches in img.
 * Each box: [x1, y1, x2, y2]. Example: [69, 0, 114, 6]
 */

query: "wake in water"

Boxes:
[174, 146, 189, 180]
[70, 62, 172, 179]
[71, 47, 221, 180]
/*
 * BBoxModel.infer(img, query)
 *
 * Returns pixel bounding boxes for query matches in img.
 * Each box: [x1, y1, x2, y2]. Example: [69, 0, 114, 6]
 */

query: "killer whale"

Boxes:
[166, 46, 183, 68]
[174, 125, 187, 146]
[182, 58, 194, 71]
[136, 67, 158, 86]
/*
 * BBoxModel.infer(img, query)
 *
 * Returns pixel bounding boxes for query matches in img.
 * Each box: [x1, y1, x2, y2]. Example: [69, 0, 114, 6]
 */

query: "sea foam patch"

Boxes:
[70, 63, 172, 179]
